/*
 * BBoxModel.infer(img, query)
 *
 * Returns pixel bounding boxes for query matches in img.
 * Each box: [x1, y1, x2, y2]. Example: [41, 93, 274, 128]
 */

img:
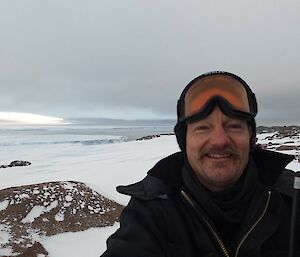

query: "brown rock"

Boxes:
[276, 145, 299, 151]
[0, 160, 31, 169]
[15, 242, 48, 257]
[0, 181, 124, 256]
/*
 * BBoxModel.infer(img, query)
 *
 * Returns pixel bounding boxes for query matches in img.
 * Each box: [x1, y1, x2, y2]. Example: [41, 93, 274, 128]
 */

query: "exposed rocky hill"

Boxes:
[0, 181, 123, 257]
[257, 125, 300, 162]
[257, 125, 300, 137]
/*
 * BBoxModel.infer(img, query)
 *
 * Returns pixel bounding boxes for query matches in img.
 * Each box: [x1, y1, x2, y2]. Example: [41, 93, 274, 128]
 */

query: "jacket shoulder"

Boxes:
[116, 152, 184, 200]
[273, 169, 297, 198]
[117, 175, 171, 200]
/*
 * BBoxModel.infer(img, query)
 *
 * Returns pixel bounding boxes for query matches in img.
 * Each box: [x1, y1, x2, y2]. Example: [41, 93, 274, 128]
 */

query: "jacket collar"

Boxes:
[148, 147, 294, 188]
[252, 147, 294, 186]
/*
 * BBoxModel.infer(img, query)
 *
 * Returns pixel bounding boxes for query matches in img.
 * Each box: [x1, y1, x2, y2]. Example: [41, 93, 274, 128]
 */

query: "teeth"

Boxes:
[207, 154, 231, 159]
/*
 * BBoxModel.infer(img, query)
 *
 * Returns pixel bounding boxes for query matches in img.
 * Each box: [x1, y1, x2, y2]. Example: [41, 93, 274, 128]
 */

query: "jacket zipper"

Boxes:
[180, 189, 230, 257]
[180, 189, 272, 257]
[234, 190, 271, 257]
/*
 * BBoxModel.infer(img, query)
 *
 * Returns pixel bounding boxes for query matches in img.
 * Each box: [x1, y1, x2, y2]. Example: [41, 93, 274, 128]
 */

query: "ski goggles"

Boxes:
[178, 72, 257, 123]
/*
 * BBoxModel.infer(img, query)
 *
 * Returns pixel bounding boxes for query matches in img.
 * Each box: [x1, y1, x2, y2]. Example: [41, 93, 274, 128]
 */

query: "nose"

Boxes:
[209, 126, 230, 148]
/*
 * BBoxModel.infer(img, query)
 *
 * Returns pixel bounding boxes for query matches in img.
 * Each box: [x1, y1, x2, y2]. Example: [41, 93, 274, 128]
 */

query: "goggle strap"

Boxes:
[180, 98, 254, 124]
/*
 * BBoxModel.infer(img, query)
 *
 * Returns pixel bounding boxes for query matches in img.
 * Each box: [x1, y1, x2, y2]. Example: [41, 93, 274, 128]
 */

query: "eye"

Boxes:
[226, 121, 246, 130]
[194, 124, 210, 132]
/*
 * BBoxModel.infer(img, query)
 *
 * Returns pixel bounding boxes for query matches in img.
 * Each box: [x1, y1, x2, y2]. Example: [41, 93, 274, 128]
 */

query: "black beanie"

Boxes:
[174, 71, 257, 152]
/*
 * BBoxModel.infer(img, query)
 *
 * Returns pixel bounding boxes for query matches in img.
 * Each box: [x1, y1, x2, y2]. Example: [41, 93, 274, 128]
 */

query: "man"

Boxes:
[101, 71, 299, 256]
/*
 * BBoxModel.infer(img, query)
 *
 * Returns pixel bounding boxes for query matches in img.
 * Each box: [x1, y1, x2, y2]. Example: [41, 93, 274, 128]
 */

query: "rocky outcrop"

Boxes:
[276, 145, 300, 151]
[257, 126, 300, 164]
[256, 126, 282, 134]
[2, 242, 49, 257]
[136, 133, 174, 141]
[0, 160, 31, 169]
[0, 181, 124, 257]
[258, 126, 300, 140]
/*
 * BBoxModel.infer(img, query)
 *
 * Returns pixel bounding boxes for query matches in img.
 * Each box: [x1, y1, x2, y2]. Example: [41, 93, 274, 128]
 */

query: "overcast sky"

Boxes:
[0, 0, 299, 124]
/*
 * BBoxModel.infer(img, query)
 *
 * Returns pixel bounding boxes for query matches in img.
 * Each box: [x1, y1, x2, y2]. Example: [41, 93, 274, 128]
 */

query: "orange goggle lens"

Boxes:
[183, 74, 250, 118]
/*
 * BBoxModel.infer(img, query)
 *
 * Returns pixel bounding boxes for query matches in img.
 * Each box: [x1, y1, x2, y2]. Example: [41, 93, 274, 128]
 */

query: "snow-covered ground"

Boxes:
[1, 132, 300, 256]
[0, 135, 179, 256]
[42, 225, 119, 257]
[0, 136, 179, 205]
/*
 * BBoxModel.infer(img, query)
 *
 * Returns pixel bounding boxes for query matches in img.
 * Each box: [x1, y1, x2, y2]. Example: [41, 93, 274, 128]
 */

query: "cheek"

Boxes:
[186, 135, 204, 155]
[186, 142, 207, 173]
[186, 142, 197, 161]
[238, 137, 251, 151]
[236, 138, 251, 166]
[186, 135, 202, 164]
[233, 129, 251, 151]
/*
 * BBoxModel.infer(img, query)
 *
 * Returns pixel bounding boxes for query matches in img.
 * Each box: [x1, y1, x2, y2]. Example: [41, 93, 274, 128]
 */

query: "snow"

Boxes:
[65, 195, 73, 202]
[21, 200, 59, 223]
[42, 224, 119, 257]
[0, 200, 9, 211]
[19, 193, 30, 199]
[54, 212, 64, 222]
[1, 132, 300, 256]
[0, 136, 179, 205]
[0, 225, 11, 245]
[0, 247, 13, 256]
[0, 135, 178, 256]
[0, 225, 13, 256]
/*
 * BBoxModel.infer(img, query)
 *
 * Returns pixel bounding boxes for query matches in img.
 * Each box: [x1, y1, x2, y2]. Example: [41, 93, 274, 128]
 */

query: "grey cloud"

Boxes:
[0, 0, 299, 122]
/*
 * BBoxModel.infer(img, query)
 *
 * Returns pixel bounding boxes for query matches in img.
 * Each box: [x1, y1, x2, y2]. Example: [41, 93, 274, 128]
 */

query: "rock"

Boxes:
[7, 242, 48, 257]
[262, 126, 300, 141]
[0, 160, 31, 169]
[256, 126, 280, 134]
[276, 145, 299, 151]
[257, 125, 300, 136]
[136, 134, 161, 141]
[9, 160, 31, 167]
[136, 133, 174, 141]
[0, 181, 124, 256]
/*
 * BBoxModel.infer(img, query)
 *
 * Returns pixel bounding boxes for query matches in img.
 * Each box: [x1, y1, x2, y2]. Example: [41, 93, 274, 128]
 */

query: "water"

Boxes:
[0, 118, 176, 147]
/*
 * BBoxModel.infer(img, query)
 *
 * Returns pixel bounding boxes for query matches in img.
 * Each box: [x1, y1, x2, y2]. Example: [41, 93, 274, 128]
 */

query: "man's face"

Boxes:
[186, 107, 251, 191]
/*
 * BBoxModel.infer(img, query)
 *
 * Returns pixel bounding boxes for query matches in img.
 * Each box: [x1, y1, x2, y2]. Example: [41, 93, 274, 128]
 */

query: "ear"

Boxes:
[248, 124, 252, 137]
[174, 122, 186, 152]
[248, 124, 257, 149]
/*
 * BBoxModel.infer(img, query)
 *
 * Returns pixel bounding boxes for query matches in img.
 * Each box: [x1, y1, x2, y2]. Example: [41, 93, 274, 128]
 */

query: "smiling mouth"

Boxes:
[206, 153, 231, 159]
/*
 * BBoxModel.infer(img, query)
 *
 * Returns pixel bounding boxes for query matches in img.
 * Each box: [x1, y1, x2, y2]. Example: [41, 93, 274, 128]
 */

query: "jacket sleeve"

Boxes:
[101, 197, 168, 257]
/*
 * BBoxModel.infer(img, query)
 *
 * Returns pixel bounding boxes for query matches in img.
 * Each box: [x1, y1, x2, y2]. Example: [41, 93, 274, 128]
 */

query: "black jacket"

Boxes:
[101, 148, 300, 257]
